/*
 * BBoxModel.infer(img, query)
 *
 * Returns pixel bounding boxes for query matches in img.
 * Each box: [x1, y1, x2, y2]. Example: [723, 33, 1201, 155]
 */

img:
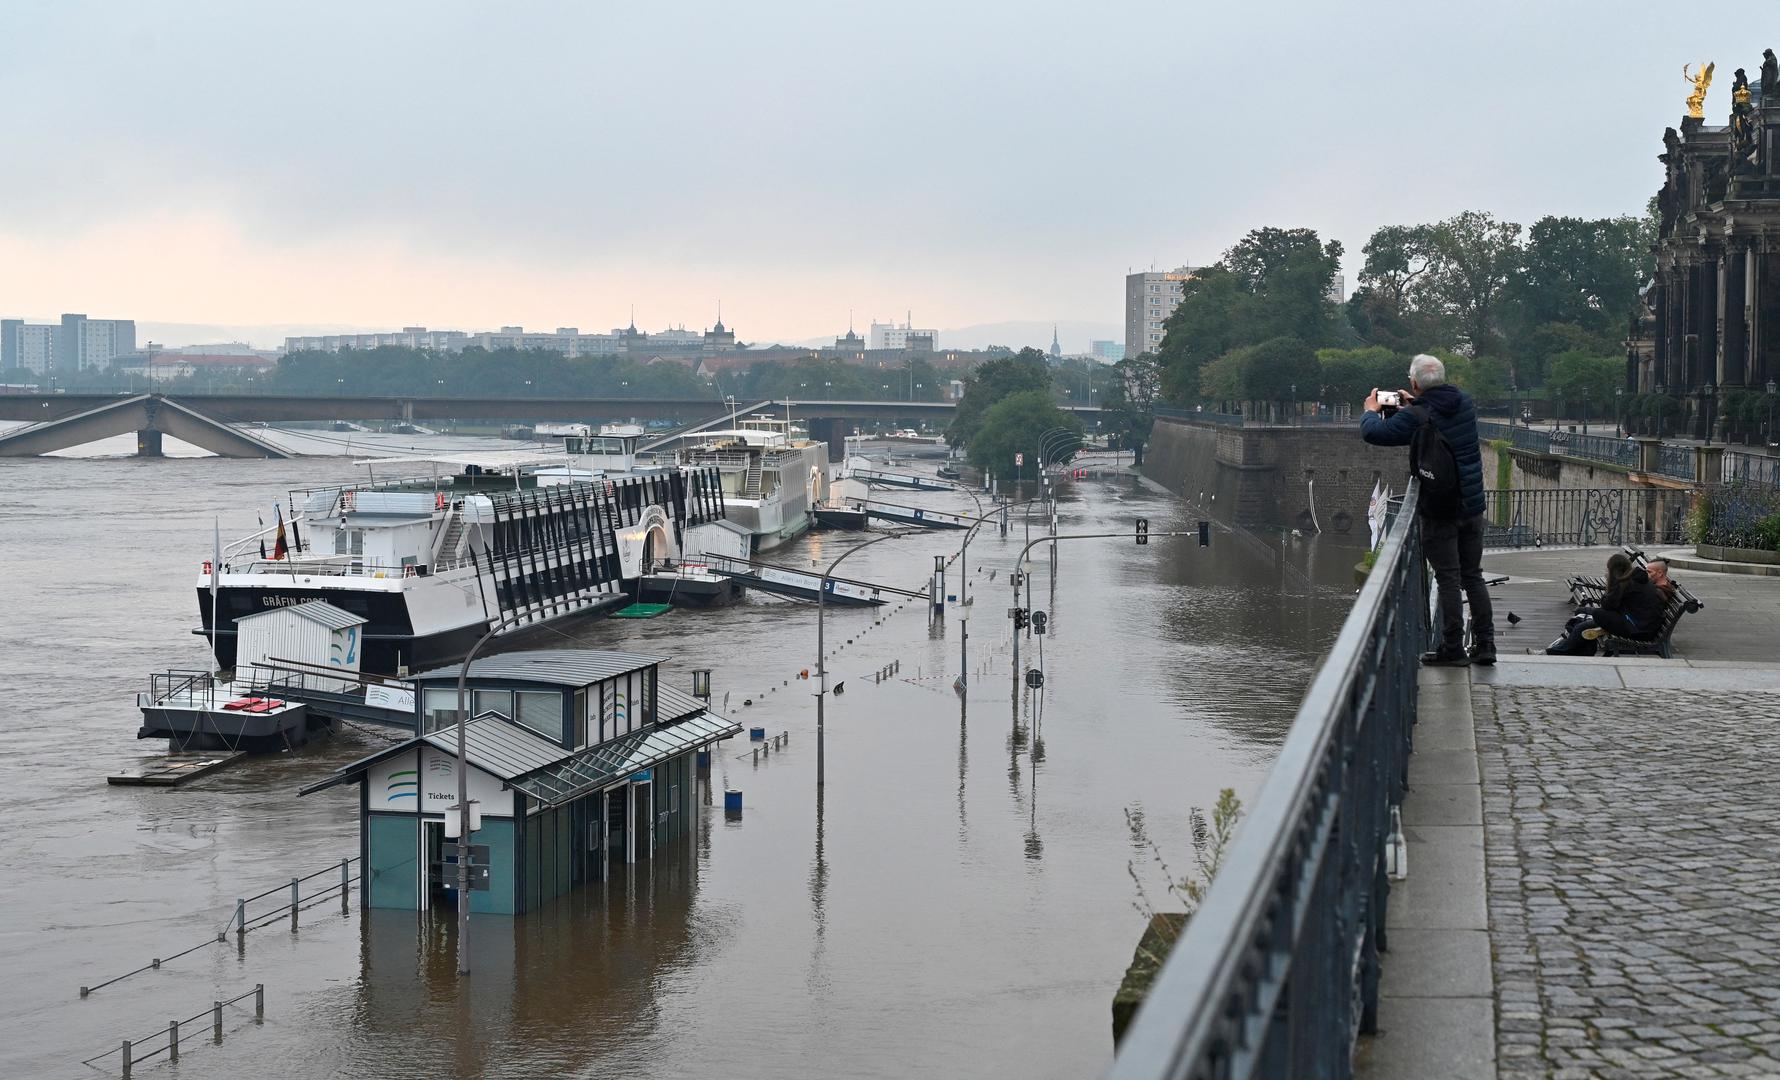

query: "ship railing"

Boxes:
[226, 556, 427, 579]
[146, 669, 217, 707]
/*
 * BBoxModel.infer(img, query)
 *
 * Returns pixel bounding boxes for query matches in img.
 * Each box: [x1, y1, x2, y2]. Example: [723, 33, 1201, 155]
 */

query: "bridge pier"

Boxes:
[806, 418, 853, 462]
[136, 429, 164, 457]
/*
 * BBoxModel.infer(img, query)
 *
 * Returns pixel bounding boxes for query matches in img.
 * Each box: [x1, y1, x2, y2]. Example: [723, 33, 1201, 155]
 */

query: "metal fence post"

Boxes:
[167, 1020, 179, 1063]
[254, 983, 264, 1023]
[289, 877, 299, 933]
[213, 1000, 223, 1042]
[235, 898, 245, 941]
[121, 1040, 131, 1079]
[341, 858, 350, 914]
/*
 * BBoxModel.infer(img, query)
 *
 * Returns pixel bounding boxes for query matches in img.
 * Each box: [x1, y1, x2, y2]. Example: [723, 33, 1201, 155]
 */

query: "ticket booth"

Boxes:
[299, 649, 737, 914]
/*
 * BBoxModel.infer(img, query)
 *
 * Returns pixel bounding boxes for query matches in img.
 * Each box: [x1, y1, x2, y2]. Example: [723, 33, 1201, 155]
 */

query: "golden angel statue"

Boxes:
[1684, 61, 1715, 119]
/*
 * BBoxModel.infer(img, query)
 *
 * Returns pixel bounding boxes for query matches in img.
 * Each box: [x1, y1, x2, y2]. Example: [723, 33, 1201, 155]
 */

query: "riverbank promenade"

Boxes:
[1357, 548, 1780, 1079]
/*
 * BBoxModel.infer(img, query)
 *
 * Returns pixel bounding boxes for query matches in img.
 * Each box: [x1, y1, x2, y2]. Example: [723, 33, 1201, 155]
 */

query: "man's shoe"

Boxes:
[1581, 627, 1606, 641]
[1469, 641, 1497, 666]
[1420, 648, 1470, 667]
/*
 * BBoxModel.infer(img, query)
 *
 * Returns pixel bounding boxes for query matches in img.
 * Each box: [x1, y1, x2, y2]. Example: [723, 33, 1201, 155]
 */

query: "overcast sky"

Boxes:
[0, 1, 1766, 347]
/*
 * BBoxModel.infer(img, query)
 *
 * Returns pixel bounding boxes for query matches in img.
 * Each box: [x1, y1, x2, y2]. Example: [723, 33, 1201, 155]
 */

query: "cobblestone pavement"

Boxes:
[1476, 685, 1780, 1078]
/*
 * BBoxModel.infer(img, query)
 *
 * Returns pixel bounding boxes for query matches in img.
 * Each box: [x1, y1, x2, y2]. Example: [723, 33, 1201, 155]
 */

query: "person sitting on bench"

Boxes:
[1546, 553, 1666, 655]
[1646, 558, 1677, 601]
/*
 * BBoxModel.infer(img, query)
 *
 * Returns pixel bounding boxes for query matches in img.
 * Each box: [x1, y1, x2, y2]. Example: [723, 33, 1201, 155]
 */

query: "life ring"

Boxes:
[341, 490, 356, 511]
[435, 491, 446, 510]
[202, 560, 213, 575]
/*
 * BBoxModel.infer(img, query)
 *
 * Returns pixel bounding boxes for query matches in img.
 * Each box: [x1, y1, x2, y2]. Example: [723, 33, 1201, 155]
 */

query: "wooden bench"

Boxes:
[1596, 590, 1701, 659]
[1563, 548, 1703, 659]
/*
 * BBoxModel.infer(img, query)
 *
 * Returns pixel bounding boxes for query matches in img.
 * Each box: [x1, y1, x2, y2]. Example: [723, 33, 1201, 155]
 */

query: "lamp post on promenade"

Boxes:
[1767, 379, 1777, 447]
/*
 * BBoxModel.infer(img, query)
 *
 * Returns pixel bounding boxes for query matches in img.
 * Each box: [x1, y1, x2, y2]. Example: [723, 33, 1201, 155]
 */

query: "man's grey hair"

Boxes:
[1409, 354, 1446, 388]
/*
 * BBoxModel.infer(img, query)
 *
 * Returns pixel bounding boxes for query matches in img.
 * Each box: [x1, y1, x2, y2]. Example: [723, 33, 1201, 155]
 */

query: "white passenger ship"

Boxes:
[196, 449, 729, 676]
[648, 418, 827, 551]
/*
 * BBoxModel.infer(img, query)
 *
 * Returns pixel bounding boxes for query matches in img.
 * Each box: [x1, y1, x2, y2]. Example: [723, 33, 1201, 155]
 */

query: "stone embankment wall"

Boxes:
[1478, 438, 1699, 548]
[1143, 418, 1407, 537]
[1478, 440, 1685, 494]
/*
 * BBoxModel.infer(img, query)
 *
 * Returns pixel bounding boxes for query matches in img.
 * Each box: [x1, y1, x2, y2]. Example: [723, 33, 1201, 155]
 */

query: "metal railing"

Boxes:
[1109, 483, 1427, 1079]
[1694, 484, 1780, 550]
[1480, 488, 1688, 550]
[80, 984, 264, 1078]
[1722, 450, 1780, 487]
[77, 858, 358, 998]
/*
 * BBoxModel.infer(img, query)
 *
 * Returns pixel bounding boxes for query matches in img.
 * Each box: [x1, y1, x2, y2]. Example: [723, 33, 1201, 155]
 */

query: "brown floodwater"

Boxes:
[0, 435, 1363, 1079]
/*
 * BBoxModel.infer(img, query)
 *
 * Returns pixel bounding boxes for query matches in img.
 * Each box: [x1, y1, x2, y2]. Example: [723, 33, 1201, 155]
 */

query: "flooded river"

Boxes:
[0, 434, 1365, 1079]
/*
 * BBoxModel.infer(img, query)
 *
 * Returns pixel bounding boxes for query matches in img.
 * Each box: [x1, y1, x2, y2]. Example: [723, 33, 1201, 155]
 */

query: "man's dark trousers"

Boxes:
[1424, 512, 1493, 651]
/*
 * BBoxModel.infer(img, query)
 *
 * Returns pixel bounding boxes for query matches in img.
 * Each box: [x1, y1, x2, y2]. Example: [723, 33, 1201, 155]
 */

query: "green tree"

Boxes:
[1502, 215, 1653, 345]
[1545, 351, 1622, 419]
[1156, 227, 1344, 405]
[1421, 211, 1524, 355]
[1199, 337, 1321, 414]
[966, 389, 1082, 483]
[1317, 347, 1405, 407]
[1102, 352, 1161, 461]
[946, 348, 1052, 448]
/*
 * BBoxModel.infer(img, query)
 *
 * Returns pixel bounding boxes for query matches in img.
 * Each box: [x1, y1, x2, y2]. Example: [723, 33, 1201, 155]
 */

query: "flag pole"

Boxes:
[211, 517, 221, 680]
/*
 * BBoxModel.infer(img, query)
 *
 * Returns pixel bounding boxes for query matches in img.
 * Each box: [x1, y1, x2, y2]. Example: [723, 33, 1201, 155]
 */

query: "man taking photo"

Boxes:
[1360, 354, 1496, 666]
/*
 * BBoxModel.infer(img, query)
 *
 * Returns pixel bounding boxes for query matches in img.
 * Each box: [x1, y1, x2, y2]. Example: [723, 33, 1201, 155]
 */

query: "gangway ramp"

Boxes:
[853, 499, 972, 530]
[697, 553, 925, 605]
[846, 467, 958, 492]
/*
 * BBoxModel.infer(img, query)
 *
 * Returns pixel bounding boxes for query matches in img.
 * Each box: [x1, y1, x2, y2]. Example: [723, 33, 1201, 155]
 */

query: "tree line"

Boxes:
[1150, 212, 1653, 419]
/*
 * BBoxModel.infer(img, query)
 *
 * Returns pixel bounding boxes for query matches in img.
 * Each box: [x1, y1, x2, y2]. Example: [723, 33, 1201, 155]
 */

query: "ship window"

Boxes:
[574, 689, 589, 746]
[515, 690, 562, 743]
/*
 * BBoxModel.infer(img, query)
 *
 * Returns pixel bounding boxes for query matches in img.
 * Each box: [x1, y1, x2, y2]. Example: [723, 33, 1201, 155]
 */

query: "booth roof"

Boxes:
[408, 648, 666, 686]
[297, 689, 732, 801]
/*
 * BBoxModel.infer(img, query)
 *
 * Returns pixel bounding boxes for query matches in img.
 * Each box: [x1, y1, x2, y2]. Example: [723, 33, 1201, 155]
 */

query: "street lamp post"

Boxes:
[451, 618, 509, 976]
[1581, 390, 1590, 436]
[1767, 379, 1777, 447]
[1290, 383, 1297, 426]
[815, 532, 903, 787]
[1615, 386, 1625, 439]
[1703, 383, 1717, 447]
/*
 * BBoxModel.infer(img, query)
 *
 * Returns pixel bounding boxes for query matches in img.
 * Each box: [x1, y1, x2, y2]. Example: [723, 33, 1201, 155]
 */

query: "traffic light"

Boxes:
[1198, 520, 1210, 547]
[1135, 518, 1149, 545]
[1013, 608, 1029, 630]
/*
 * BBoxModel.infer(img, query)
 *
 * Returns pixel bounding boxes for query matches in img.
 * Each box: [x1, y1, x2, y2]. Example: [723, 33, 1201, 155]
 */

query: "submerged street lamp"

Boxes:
[814, 532, 903, 788]
[1703, 382, 1717, 447]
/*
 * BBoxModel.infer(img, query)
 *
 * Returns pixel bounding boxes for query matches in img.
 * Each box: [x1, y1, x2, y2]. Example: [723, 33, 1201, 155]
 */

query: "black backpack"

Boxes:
[1406, 405, 1463, 518]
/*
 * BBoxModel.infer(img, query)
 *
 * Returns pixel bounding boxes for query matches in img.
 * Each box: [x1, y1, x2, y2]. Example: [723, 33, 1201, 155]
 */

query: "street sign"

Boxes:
[1032, 611, 1048, 635]
[454, 843, 490, 865]
[1024, 668, 1044, 689]
[1015, 452, 1024, 466]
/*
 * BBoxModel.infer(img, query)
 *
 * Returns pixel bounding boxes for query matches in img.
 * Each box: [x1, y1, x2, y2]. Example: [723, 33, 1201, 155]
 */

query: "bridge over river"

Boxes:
[0, 391, 1102, 457]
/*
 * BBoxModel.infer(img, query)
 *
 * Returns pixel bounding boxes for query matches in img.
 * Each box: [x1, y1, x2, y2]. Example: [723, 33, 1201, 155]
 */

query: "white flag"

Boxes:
[1366, 480, 1384, 550]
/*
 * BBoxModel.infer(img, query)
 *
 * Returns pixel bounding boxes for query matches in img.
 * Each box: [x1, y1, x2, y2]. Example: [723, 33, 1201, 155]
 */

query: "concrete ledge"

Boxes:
[1389, 824, 1487, 930]
[1658, 547, 1780, 576]
[1354, 996, 1495, 1080]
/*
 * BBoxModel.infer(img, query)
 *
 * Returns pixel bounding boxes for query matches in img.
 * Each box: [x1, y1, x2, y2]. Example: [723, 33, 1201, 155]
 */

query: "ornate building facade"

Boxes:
[1640, 50, 1780, 436]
